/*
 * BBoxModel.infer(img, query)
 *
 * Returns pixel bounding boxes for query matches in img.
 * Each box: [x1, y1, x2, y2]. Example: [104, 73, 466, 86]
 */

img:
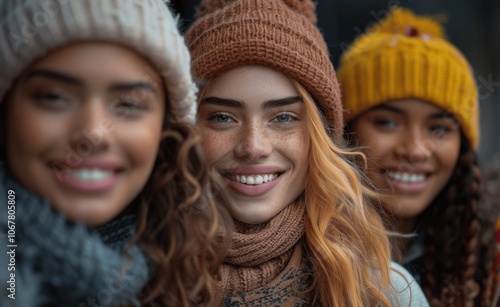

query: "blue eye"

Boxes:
[212, 113, 234, 123]
[274, 113, 297, 123]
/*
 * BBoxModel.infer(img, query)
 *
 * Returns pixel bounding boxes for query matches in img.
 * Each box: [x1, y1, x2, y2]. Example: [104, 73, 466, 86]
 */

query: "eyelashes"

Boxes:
[30, 90, 151, 120]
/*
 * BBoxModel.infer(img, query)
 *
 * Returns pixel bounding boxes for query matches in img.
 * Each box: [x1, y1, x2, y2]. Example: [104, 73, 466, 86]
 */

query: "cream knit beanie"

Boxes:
[0, 0, 197, 124]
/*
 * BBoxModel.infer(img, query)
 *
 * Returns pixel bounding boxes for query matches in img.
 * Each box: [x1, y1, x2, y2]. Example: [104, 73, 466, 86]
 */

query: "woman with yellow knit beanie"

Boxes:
[186, 0, 429, 305]
[338, 7, 494, 306]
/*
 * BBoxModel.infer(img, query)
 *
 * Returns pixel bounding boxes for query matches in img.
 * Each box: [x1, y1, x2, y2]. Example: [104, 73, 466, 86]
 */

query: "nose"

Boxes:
[234, 121, 272, 161]
[69, 98, 111, 156]
[394, 127, 432, 164]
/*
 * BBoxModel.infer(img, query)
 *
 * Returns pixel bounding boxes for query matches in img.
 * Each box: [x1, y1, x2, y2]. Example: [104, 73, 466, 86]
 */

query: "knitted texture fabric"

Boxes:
[185, 0, 343, 137]
[218, 200, 431, 306]
[0, 165, 150, 306]
[338, 7, 479, 148]
[0, 0, 197, 124]
[219, 200, 309, 304]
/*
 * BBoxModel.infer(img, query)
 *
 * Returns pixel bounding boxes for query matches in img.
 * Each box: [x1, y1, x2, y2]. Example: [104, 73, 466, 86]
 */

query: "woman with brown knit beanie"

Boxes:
[185, 0, 429, 305]
[338, 7, 495, 306]
[0, 0, 226, 306]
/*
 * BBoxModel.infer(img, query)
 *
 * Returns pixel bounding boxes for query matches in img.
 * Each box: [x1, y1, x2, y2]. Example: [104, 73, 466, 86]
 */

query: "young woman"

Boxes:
[338, 7, 494, 306]
[186, 0, 429, 305]
[0, 0, 224, 306]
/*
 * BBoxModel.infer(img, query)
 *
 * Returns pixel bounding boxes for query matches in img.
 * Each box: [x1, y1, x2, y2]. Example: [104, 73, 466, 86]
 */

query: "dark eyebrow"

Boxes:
[263, 96, 302, 109]
[109, 82, 157, 93]
[200, 96, 302, 109]
[429, 111, 456, 120]
[372, 104, 456, 120]
[370, 104, 404, 114]
[21, 69, 158, 93]
[22, 69, 81, 85]
[200, 97, 243, 108]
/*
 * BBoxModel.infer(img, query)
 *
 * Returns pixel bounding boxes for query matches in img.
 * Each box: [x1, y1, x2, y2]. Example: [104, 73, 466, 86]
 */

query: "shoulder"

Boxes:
[388, 261, 430, 307]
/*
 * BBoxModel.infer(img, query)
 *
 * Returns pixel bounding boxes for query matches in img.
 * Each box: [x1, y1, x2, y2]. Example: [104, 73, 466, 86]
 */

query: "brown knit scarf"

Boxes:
[219, 199, 310, 305]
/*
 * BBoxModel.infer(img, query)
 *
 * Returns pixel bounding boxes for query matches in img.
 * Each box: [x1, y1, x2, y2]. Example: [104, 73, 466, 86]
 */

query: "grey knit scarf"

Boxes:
[0, 165, 150, 306]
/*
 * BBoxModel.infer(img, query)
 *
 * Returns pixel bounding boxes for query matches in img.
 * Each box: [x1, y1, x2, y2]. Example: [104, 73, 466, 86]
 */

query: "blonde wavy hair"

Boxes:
[195, 75, 397, 306]
[294, 81, 394, 306]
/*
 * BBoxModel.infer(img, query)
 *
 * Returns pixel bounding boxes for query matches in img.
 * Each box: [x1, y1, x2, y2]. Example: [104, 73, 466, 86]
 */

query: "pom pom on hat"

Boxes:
[367, 7, 445, 38]
[338, 7, 479, 148]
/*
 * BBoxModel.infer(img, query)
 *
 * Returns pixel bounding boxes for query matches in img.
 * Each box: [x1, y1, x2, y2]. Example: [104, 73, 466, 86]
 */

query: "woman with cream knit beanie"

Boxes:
[339, 7, 494, 306]
[186, 0, 428, 305]
[0, 0, 225, 306]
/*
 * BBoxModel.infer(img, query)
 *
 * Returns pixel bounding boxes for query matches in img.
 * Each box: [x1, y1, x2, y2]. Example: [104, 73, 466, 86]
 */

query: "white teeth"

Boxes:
[70, 169, 113, 181]
[232, 174, 279, 185]
[388, 172, 426, 183]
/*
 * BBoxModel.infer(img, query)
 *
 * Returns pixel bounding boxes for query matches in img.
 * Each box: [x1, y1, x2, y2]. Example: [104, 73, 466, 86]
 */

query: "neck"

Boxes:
[385, 211, 417, 257]
[393, 216, 417, 234]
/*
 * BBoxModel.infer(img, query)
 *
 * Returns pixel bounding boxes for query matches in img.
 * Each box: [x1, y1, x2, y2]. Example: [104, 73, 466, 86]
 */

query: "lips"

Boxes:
[225, 173, 281, 185]
[384, 170, 430, 193]
[387, 171, 426, 183]
[70, 168, 114, 181]
[220, 165, 284, 197]
[50, 160, 122, 192]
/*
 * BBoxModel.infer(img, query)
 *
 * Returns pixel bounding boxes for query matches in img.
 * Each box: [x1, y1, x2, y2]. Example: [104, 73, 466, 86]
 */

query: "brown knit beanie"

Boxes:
[185, 0, 343, 137]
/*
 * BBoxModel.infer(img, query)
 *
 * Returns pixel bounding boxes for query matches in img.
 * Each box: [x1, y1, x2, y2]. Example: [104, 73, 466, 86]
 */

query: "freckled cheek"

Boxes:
[200, 131, 230, 165]
[278, 129, 310, 166]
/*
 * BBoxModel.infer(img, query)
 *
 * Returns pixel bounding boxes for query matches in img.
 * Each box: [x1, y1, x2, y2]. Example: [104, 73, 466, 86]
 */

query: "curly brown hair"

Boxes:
[344, 123, 495, 306]
[0, 77, 228, 305]
[415, 135, 493, 306]
[128, 119, 228, 306]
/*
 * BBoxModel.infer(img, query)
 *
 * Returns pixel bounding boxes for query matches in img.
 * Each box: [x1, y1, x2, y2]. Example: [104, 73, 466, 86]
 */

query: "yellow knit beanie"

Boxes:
[338, 7, 479, 148]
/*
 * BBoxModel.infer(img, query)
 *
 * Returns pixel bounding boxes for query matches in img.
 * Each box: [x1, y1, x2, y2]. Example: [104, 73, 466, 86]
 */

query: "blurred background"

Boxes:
[171, 0, 500, 170]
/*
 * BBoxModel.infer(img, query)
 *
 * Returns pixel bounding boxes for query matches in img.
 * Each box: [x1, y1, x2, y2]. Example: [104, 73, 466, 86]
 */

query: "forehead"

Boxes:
[206, 65, 299, 102]
[379, 99, 447, 113]
[27, 42, 153, 85]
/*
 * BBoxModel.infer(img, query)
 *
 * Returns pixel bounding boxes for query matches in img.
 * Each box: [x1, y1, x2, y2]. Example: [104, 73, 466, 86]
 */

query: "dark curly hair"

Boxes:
[130, 118, 229, 306]
[0, 90, 228, 306]
[416, 135, 493, 306]
[344, 123, 495, 306]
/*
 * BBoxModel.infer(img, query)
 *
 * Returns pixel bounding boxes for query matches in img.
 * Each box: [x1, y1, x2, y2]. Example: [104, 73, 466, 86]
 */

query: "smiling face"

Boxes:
[349, 99, 461, 224]
[197, 65, 310, 224]
[4, 43, 166, 226]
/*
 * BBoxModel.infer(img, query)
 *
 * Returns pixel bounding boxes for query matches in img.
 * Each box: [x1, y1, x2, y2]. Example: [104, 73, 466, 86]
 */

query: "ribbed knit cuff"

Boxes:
[0, 0, 196, 124]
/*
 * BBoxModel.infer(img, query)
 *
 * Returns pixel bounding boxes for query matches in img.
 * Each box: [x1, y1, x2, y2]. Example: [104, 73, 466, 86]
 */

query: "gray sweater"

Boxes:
[389, 261, 430, 306]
